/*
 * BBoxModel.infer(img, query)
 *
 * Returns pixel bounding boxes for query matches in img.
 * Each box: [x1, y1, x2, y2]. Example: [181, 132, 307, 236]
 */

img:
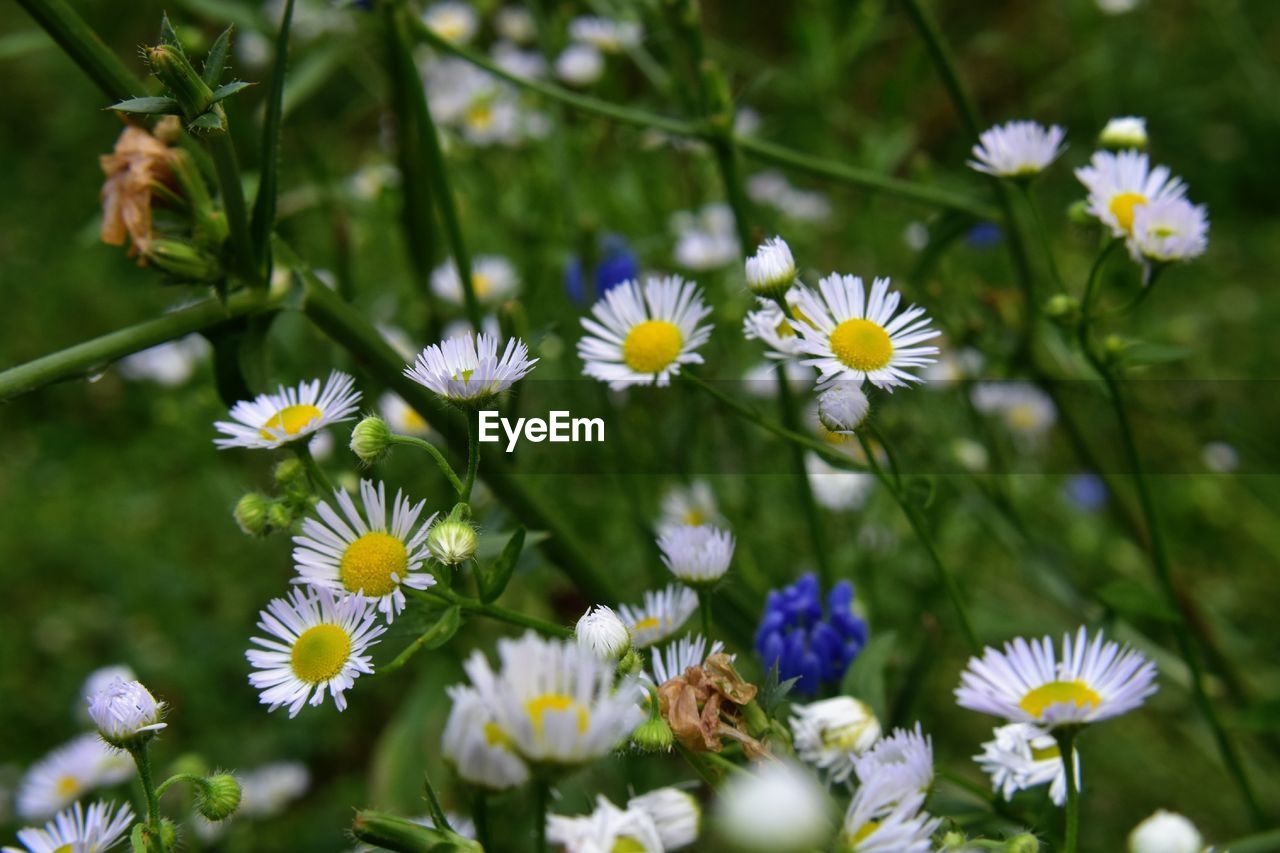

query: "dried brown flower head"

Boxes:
[656, 652, 768, 759]
[99, 118, 180, 260]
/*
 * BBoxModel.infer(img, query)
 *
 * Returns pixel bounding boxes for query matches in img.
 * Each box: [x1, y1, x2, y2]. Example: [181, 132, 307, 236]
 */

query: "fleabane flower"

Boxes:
[555, 44, 605, 86]
[568, 16, 643, 53]
[16, 735, 133, 820]
[976, 722, 1079, 806]
[236, 763, 310, 818]
[628, 788, 700, 850]
[7, 800, 134, 853]
[955, 626, 1158, 728]
[578, 276, 713, 389]
[1075, 150, 1187, 237]
[441, 685, 531, 791]
[971, 382, 1057, 442]
[969, 120, 1066, 178]
[852, 723, 934, 803]
[547, 796, 663, 853]
[617, 584, 699, 648]
[214, 371, 360, 450]
[657, 524, 735, 587]
[404, 332, 538, 406]
[840, 782, 938, 853]
[745, 237, 797, 299]
[650, 634, 723, 686]
[575, 605, 632, 660]
[1099, 116, 1148, 150]
[1128, 196, 1209, 265]
[792, 275, 939, 391]
[246, 588, 386, 717]
[431, 255, 519, 305]
[790, 697, 882, 783]
[714, 761, 834, 852]
[460, 632, 646, 766]
[423, 1, 478, 44]
[291, 479, 437, 622]
[78, 666, 136, 720]
[658, 480, 723, 533]
[672, 204, 740, 270]
[743, 288, 810, 360]
[86, 678, 167, 748]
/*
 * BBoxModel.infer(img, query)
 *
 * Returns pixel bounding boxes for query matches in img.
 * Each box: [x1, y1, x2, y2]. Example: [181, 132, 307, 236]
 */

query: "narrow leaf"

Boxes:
[477, 527, 525, 603]
[249, 0, 295, 274]
[159, 12, 185, 55]
[210, 80, 254, 102]
[106, 96, 181, 115]
[202, 24, 233, 87]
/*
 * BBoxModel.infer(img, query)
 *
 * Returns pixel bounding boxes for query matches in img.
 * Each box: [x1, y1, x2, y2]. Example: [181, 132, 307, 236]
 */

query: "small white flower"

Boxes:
[852, 723, 935, 804]
[8, 800, 134, 853]
[1097, 0, 1141, 14]
[246, 588, 386, 717]
[214, 371, 361, 450]
[743, 288, 810, 360]
[1128, 809, 1203, 853]
[17, 735, 132, 820]
[423, 1, 478, 44]
[747, 171, 831, 222]
[744, 236, 797, 298]
[491, 41, 547, 80]
[1202, 441, 1239, 473]
[617, 584, 699, 648]
[658, 480, 723, 533]
[1128, 196, 1209, 264]
[976, 722, 1079, 806]
[578, 276, 713, 390]
[1075, 150, 1187, 238]
[805, 453, 874, 511]
[378, 392, 431, 437]
[658, 524, 735, 586]
[1099, 116, 1148, 149]
[790, 697, 882, 783]
[628, 787, 700, 850]
[555, 43, 605, 86]
[441, 685, 530, 791]
[818, 384, 871, 434]
[404, 333, 538, 405]
[841, 782, 937, 853]
[672, 204, 740, 270]
[431, 255, 519, 305]
[547, 796, 664, 853]
[715, 761, 833, 852]
[117, 334, 208, 386]
[426, 517, 479, 566]
[291, 480, 438, 622]
[971, 382, 1057, 441]
[568, 16, 643, 53]
[969, 120, 1066, 178]
[956, 626, 1158, 728]
[87, 678, 167, 746]
[494, 6, 536, 44]
[236, 763, 310, 818]
[575, 605, 632, 660]
[650, 634, 723, 685]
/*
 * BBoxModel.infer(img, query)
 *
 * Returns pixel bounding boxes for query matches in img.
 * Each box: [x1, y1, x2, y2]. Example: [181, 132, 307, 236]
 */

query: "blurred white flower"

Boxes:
[671, 203, 740, 270]
[658, 524, 735, 585]
[747, 170, 832, 222]
[442, 685, 531, 790]
[237, 762, 310, 819]
[791, 697, 882, 782]
[423, 1, 478, 44]
[494, 6, 536, 44]
[568, 16, 642, 53]
[17, 735, 132, 819]
[715, 761, 833, 852]
[9, 800, 134, 853]
[617, 584, 699, 648]
[1128, 809, 1203, 853]
[658, 480, 723, 532]
[627, 787, 700, 850]
[117, 335, 208, 386]
[805, 453, 874, 511]
[1100, 116, 1148, 149]
[547, 795, 663, 853]
[969, 120, 1066, 178]
[971, 381, 1057, 441]
[1128, 196, 1209, 265]
[432, 255, 519, 305]
[555, 44, 605, 86]
[976, 722, 1079, 806]
[1202, 440, 1239, 473]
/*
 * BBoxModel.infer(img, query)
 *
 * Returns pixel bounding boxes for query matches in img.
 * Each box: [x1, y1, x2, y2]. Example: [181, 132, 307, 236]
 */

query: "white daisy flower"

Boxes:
[744, 236, 797, 298]
[650, 634, 723, 685]
[971, 382, 1057, 441]
[792, 275, 939, 391]
[743, 289, 809, 360]
[672, 204, 740, 270]
[16, 735, 132, 820]
[578, 276, 713, 390]
[1075, 150, 1188, 238]
[236, 762, 310, 818]
[969, 120, 1066, 178]
[628, 787, 700, 850]
[976, 722, 1080, 806]
[852, 723, 935, 803]
[575, 605, 632, 660]
[955, 626, 1159, 728]
[404, 332, 538, 405]
[494, 6, 536, 44]
[657, 524, 735, 586]
[86, 678, 167, 747]
[790, 697, 882, 783]
[1099, 116, 1148, 150]
[424, 58, 501, 126]
[1128, 196, 1209, 264]
[117, 334, 208, 386]
[214, 371, 361, 450]
[1128, 809, 1203, 853]
[378, 392, 431, 437]
[617, 584, 699, 648]
[423, 1, 478, 44]
[7, 800, 134, 853]
[246, 588, 386, 717]
[78, 666, 136, 721]
[658, 480, 723, 532]
[841, 784, 937, 853]
[291, 480, 437, 622]
[568, 16, 643, 53]
[460, 632, 646, 766]
[441, 685, 531, 791]
[555, 43, 605, 86]
[547, 796, 663, 853]
[714, 761, 833, 852]
[805, 453, 874, 512]
[431, 255, 519, 305]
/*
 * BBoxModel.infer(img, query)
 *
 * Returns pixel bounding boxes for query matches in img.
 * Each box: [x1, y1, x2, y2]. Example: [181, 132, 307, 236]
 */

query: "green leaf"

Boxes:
[159, 12, 186, 56]
[188, 110, 225, 132]
[210, 80, 254, 103]
[202, 24, 233, 87]
[1096, 579, 1180, 624]
[477, 527, 525, 603]
[249, 0, 296, 273]
[839, 630, 897, 721]
[106, 96, 181, 115]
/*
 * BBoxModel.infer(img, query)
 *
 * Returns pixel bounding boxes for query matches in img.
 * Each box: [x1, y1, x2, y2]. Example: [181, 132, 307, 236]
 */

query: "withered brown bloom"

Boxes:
[656, 652, 769, 759]
[99, 118, 180, 260]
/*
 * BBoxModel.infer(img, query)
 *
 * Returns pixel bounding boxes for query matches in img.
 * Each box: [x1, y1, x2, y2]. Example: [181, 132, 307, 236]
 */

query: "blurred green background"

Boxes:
[3, 0, 1280, 849]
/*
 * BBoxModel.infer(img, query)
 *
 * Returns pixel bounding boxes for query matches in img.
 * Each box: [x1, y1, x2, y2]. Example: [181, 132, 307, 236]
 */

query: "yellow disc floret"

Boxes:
[622, 320, 683, 373]
[1019, 680, 1102, 719]
[260, 404, 323, 440]
[829, 318, 893, 372]
[526, 693, 590, 737]
[1108, 192, 1147, 233]
[340, 532, 408, 597]
[290, 624, 351, 684]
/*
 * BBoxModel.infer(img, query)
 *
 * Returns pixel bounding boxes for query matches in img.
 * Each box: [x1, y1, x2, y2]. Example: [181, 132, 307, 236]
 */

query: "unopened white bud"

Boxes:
[1099, 116, 1148, 150]
[428, 518, 478, 565]
[575, 605, 631, 660]
[1128, 810, 1202, 853]
[88, 678, 167, 748]
[745, 237, 797, 298]
[817, 384, 870, 434]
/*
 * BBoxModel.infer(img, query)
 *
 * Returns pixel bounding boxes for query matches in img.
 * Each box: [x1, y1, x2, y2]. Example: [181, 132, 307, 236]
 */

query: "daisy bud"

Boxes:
[195, 773, 242, 822]
[1004, 834, 1041, 853]
[146, 44, 215, 118]
[817, 385, 870, 435]
[88, 678, 167, 749]
[628, 787, 700, 850]
[273, 458, 305, 487]
[1044, 294, 1080, 327]
[617, 649, 644, 678]
[428, 518, 478, 565]
[234, 493, 272, 537]
[631, 716, 674, 753]
[266, 501, 296, 532]
[350, 415, 393, 465]
[745, 237, 797, 299]
[1099, 116, 1148, 151]
[1067, 199, 1094, 226]
[145, 238, 223, 281]
[940, 831, 969, 849]
[575, 605, 631, 660]
[1128, 810, 1202, 853]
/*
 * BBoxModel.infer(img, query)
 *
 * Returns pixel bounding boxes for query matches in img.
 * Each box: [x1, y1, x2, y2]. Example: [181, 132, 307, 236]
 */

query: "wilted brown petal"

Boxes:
[99, 125, 176, 259]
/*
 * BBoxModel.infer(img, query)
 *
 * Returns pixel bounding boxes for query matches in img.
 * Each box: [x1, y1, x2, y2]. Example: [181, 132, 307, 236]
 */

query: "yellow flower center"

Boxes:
[472, 271, 492, 298]
[55, 775, 80, 797]
[622, 320, 683, 374]
[1031, 743, 1062, 762]
[681, 509, 706, 526]
[632, 616, 660, 633]
[850, 820, 880, 844]
[339, 532, 408, 597]
[823, 721, 873, 751]
[829, 318, 893, 372]
[260, 403, 322, 440]
[1007, 404, 1041, 432]
[1109, 192, 1147, 233]
[433, 14, 468, 42]
[290, 624, 351, 684]
[53, 846, 73, 853]
[402, 407, 428, 433]
[525, 693, 590, 737]
[465, 104, 494, 133]
[484, 721, 515, 750]
[613, 839, 648, 853]
[1019, 680, 1102, 719]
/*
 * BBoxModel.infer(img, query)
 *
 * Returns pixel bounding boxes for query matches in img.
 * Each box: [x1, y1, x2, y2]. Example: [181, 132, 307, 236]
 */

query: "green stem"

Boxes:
[390, 434, 464, 495]
[128, 744, 166, 853]
[472, 791, 491, 851]
[249, 0, 296, 276]
[420, 587, 572, 638]
[1018, 182, 1066, 294]
[461, 409, 479, 503]
[1054, 729, 1080, 853]
[206, 130, 261, 287]
[697, 587, 713, 639]
[533, 779, 549, 853]
[293, 440, 334, 494]
[16, 0, 144, 102]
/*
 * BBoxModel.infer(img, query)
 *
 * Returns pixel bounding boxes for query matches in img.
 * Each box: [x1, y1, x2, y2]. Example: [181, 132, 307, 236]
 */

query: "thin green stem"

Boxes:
[293, 441, 334, 494]
[461, 409, 479, 503]
[206, 130, 261, 287]
[533, 779, 549, 853]
[1019, 182, 1066, 294]
[673, 742, 722, 789]
[697, 587, 713, 639]
[390, 434, 464, 495]
[472, 791, 491, 851]
[1054, 729, 1080, 853]
[900, 0, 982, 139]
[775, 370, 833, 585]
[128, 744, 166, 853]
[420, 587, 572, 638]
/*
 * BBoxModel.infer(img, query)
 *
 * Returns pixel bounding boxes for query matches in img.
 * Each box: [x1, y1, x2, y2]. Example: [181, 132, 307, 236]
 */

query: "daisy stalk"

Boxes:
[292, 440, 335, 494]
[1054, 728, 1082, 853]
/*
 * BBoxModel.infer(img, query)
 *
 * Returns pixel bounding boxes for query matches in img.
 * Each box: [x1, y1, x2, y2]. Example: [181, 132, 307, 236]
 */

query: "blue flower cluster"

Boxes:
[755, 573, 868, 696]
[565, 235, 639, 304]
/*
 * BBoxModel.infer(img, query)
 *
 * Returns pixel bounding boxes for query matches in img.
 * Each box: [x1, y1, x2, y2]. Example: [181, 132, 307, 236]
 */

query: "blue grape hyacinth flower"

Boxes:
[755, 572, 868, 697]
[566, 235, 639, 304]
